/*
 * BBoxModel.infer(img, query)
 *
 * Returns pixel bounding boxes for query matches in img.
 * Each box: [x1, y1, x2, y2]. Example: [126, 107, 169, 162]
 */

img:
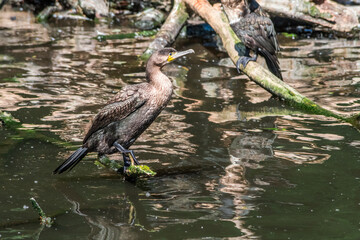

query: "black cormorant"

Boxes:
[53, 48, 195, 174]
[223, 0, 282, 80]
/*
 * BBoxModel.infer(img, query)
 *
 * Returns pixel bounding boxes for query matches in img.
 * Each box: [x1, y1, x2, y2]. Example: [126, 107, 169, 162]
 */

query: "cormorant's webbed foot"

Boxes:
[236, 54, 258, 73]
[113, 142, 139, 172]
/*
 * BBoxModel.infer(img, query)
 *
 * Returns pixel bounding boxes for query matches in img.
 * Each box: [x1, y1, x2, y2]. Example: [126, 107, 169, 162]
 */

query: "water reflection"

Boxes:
[1, 6, 360, 240]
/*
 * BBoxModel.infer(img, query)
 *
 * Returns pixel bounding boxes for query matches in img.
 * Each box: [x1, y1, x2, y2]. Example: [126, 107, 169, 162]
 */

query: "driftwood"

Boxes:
[143, 0, 360, 129]
[257, 0, 360, 36]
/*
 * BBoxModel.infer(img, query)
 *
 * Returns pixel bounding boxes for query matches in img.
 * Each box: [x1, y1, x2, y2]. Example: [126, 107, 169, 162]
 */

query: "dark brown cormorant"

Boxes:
[53, 48, 195, 174]
[223, 0, 282, 80]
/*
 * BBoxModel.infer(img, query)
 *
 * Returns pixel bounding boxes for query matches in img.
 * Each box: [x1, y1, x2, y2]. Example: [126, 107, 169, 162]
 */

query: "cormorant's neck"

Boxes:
[145, 62, 172, 90]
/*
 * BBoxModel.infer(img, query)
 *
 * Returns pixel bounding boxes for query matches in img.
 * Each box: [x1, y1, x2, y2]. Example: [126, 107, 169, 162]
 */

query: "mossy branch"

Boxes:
[183, 0, 360, 129]
[30, 198, 53, 227]
[0, 110, 23, 129]
[96, 156, 156, 180]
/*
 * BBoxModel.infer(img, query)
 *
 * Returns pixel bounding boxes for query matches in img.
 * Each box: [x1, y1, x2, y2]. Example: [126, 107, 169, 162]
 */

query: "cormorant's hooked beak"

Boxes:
[167, 49, 195, 62]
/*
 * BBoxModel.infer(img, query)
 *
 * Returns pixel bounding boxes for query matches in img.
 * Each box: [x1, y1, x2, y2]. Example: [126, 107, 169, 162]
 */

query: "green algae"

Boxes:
[125, 165, 156, 177]
[96, 155, 156, 179]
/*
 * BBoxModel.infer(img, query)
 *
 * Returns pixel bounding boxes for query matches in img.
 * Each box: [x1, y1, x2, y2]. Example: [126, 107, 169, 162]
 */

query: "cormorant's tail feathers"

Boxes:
[259, 49, 283, 80]
[53, 147, 88, 174]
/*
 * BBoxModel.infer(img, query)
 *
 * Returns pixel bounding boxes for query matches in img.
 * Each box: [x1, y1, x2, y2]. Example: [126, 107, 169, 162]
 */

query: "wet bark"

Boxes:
[141, 0, 189, 60]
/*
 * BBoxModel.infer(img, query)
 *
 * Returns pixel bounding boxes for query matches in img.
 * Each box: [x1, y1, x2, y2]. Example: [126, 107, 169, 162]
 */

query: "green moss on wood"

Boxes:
[96, 155, 156, 179]
[30, 198, 53, 227]
[125, 165, 156, 177]
[0, 111, 22, 129]
[304, 1, 333, 20]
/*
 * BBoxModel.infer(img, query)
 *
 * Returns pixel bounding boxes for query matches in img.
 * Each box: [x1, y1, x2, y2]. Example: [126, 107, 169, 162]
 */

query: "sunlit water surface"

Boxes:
[0, 7, 360, 240]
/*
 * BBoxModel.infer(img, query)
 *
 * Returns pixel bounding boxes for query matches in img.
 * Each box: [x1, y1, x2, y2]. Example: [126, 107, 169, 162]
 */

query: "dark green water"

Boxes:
[1, 7, 360, 240]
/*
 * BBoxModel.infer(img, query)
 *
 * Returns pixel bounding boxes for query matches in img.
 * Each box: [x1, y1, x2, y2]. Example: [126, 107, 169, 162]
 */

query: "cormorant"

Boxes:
[53, 48, 195, 174]
[223, 0, 282, 80]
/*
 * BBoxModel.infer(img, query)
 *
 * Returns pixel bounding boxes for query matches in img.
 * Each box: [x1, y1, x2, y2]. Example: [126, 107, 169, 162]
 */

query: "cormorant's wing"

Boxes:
[83, 84, 147, 143]
[249, 14, 279, 54]
[236, 13, 282, 79]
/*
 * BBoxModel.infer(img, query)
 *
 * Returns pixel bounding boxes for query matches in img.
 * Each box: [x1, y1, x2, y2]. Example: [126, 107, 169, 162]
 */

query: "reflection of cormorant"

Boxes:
[53, 48, 194, 174]
[223, 0, 282, 80]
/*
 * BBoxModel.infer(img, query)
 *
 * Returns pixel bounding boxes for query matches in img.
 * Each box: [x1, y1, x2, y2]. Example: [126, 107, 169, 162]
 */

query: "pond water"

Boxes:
[1, 7, 360, 240]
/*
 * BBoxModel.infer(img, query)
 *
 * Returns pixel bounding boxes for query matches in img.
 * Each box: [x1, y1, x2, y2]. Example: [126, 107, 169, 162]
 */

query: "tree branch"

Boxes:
[141, 0, 189, 60]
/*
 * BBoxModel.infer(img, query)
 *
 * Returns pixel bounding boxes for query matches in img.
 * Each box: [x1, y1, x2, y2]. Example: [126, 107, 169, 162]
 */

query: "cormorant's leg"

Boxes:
[113, 142, 140, 171]
[236, 48, 258, 73]
[122, 153, 131, 168]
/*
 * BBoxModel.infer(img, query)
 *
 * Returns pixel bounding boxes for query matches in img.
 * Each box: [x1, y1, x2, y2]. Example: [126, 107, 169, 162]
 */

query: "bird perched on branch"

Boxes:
[222, 0, 282, 80]
[53, 48, 195, 174]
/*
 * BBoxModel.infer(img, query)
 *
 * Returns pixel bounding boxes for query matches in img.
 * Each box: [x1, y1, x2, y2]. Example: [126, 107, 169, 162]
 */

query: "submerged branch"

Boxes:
[95, 29, 158, 41]
[141, 0, 189, 60]
[30, 197, 53, 227]
[183, 0, 360, 129]
[0, 111, 72, 156]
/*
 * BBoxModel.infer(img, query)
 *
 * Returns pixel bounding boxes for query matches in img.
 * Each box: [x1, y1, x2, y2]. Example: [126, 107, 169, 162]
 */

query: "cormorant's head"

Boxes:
[149, 48, 195, 68]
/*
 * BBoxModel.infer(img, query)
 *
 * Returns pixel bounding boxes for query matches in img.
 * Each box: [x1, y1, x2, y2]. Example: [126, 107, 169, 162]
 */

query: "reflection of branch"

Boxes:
[236, 106, 304, 121]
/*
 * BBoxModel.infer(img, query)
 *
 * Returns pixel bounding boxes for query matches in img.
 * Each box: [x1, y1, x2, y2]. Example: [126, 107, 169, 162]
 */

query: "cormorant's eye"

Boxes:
[169, 52, 173, 56]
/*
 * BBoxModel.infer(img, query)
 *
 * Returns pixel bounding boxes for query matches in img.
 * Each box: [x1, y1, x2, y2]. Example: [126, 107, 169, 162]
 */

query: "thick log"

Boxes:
[257, 0, 359, 36]
[183, 0, 360, 129]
